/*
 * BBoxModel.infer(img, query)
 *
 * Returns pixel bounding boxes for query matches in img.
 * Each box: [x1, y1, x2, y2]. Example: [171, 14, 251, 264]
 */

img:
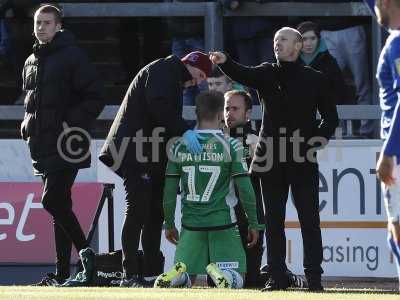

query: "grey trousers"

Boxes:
[322, 25, 378, 138]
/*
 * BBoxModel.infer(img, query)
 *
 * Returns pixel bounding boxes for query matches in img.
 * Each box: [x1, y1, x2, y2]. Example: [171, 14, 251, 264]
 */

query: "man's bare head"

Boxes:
[274, 27, 303, 62]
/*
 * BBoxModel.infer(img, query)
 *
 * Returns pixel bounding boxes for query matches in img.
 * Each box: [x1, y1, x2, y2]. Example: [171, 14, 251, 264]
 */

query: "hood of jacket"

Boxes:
[300, 38, 328, 66]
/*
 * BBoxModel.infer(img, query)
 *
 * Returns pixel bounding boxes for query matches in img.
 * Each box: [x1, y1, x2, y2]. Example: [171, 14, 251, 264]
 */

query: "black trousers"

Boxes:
[235, 176, 265, 287]
[121, 167, 164, 277]
[41, 169, 88, 279]
[261, 179, 323, 278]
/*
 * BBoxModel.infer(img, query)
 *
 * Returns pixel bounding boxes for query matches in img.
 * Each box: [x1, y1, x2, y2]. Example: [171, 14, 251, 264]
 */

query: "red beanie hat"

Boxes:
[181, 51, 212, 77]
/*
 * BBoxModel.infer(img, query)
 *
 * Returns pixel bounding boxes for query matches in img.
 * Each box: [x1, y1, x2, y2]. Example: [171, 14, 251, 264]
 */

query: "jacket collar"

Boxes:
[276, 59, 301, 70]
[33, 29, 76, 58]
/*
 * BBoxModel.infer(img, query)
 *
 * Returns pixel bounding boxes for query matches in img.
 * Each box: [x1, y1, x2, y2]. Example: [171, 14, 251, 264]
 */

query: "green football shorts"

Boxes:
[174, 226, 246, 275]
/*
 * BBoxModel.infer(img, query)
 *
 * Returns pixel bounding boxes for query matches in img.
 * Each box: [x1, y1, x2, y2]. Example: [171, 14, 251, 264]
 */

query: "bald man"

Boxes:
[210, 27, 338, 291]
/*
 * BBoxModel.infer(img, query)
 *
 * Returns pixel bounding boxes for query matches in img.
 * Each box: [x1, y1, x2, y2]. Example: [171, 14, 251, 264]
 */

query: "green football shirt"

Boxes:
[165, 129, 250, 229]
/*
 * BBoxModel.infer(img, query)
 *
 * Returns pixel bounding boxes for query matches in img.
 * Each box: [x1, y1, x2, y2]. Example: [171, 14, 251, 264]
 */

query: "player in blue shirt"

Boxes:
[373, 0, 400, 289]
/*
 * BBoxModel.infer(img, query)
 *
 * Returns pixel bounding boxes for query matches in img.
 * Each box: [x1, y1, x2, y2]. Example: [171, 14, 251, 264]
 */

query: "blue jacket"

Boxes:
[376, 30, 400, 162]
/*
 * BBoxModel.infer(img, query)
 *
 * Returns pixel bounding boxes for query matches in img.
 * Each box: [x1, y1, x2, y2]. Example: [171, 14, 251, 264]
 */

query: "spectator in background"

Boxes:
[207, 68, 252, 94]
[207, 67, 233, 94]
[21, 4, 105, 285]
[0, 0, 40, 102]
[292, 0, 376, 138]
[0, 0, 10, 49]
[297, 21, 347, 105]
[208, 67, 249, 94]
[0, 3, 11, 65]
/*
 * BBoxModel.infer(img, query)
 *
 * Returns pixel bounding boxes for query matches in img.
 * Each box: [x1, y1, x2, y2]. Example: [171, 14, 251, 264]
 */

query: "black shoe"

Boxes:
[119, 275, 143, 287]
[260, 264, 272, 275]
[262, 276, 289, 291]
[308, 282, 324, 292]
[141, 278, 156, 288]
[33, 273, 66, 286]
[306, 275, 324, 292]
[260, 265, 306, 289]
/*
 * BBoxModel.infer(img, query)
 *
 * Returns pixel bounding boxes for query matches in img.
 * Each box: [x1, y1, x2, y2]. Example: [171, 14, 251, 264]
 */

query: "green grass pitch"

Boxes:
[0, 286, 398, 300]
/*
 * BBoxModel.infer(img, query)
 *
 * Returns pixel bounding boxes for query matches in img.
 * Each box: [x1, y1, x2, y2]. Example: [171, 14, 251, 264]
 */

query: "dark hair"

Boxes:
[195, 91, 225, 122]
[224, 90, 253, 111]
[210, 67, 223, 78]
[35, 4, 63, 24]
[209, 67, 230, 81]
[297, 21, 321, 39]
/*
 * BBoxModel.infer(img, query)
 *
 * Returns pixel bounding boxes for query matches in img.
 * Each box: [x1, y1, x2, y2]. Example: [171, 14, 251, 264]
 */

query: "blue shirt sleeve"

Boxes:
[384, 36, 400, 159]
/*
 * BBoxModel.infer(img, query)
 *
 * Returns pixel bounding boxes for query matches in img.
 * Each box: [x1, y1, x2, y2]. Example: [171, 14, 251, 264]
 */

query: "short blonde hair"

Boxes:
[275, 27, 303, 43]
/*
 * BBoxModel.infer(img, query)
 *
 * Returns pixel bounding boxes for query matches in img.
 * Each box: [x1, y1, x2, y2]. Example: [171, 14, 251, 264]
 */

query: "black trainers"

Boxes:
[262, 276, 289, 291]
[119, 275, 144, 287]
[141, 278, 156, 288]
[308, 282, 324, 291]
[306, 275, 324, 292]
[33, 273, 66, 286]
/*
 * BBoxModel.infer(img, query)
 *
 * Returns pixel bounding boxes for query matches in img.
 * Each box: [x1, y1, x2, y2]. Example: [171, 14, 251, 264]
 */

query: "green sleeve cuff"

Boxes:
[164, 221, 175, 230]
[249, 223, 265, 231]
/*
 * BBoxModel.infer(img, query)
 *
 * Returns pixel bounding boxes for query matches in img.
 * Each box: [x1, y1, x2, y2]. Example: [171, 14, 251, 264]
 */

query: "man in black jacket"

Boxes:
[21, 4, 105, 285]
[210, 27, 339, 291]
[99, 51, 212, 287]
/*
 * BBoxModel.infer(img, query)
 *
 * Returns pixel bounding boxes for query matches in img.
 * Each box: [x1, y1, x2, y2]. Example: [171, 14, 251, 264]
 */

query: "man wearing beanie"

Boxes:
[99, 51, 212, 287]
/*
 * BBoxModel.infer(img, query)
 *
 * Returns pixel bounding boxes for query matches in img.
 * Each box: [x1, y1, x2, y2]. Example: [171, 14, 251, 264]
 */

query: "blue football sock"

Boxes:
[388, 235, 400, 264]
[388, 235, 400, 288]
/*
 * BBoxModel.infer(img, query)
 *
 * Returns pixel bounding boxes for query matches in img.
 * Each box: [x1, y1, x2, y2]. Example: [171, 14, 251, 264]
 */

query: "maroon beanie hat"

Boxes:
[181, 51, 212, 77]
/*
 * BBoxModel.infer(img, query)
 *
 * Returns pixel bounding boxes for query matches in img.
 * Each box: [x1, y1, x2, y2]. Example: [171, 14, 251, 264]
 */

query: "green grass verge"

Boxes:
[0, 286, 398, 300]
